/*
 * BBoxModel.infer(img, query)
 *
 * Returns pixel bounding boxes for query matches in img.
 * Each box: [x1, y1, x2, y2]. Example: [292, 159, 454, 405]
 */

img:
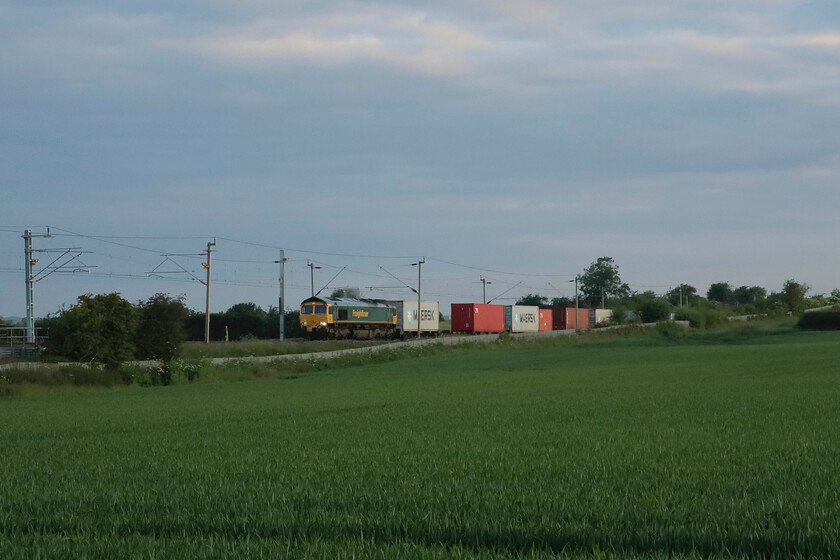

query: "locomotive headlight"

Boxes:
[320, 321, 327, 326]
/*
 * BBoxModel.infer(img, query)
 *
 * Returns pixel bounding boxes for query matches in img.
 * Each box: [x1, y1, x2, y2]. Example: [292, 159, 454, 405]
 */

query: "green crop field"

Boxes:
[1, 326, 839, 558]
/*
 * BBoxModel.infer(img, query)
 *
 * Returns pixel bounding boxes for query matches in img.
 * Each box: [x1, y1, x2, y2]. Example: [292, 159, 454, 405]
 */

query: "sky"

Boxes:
[1, 0, 839, 320]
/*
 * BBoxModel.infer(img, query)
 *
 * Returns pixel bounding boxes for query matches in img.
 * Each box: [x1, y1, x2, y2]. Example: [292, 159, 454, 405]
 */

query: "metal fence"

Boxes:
[0, 327, 42, 358]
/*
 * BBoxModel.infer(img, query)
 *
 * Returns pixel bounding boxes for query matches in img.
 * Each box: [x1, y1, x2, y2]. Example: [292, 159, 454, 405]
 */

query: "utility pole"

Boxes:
[274, 252, 288, 340]
[412, 258, 425, 337]
[203, 239, 216, 344]
[23, 229, 51, 344]
[22, 228, 91, 346]
[480, 276, 491, 304]
[307, 260, 320, 297]
[569, 276, 579, 331]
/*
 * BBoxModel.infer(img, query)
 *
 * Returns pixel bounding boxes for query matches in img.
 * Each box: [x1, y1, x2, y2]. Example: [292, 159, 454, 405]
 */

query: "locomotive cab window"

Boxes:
[315, 305, 327, 314]
[302, 305, 314, 315]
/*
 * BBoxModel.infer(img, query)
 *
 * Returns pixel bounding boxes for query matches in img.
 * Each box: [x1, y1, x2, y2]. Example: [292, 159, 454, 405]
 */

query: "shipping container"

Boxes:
[450, 303, 505, 333]
[551, 307, 591, 330]
[539, 308, 553, 331]
[594, 309, 613, 325]
[389, 300, 440, 335]
[504, 305, 540, 332]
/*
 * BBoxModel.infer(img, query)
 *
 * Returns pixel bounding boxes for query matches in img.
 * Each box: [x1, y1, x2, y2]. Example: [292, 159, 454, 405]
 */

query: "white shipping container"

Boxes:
[395, 300, 440, 334]
[594, 309, 613, 325]
[504, 305, 540, 332]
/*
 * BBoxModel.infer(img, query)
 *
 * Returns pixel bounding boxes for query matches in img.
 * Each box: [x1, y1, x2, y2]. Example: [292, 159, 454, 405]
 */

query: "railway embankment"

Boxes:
[0, 322, 687, 371]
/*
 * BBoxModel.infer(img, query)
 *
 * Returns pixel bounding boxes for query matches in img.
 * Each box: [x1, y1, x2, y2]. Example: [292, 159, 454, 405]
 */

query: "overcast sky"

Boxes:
[2, 0, 839, 318]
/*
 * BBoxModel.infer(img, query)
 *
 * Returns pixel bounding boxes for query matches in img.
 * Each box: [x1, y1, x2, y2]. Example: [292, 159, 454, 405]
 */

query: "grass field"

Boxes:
[180, 338, 385, 359]
[1, 324, 839, 558]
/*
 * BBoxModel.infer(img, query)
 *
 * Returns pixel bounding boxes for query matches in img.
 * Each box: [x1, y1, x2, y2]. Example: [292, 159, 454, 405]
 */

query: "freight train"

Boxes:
[301, 298, 605, 340]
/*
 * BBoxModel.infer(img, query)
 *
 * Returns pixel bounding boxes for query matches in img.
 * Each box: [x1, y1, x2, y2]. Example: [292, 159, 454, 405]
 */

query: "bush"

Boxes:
[638, 298, 672, 323]
[675, 306, 728, 329]
[609, 302, 633, 325]
[797, 311, 840, 330]
[43, 293, 137, 368]
[655, 321, 687, 338]
[135, 294, 188, 361]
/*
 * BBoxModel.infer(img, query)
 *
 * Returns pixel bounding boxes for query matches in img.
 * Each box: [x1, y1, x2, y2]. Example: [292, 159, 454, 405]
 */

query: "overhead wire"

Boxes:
[4, 225, 689, 312]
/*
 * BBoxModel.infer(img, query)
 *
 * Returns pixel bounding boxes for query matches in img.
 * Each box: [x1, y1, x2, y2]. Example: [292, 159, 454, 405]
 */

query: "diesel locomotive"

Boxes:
[299, 296, 397, 339]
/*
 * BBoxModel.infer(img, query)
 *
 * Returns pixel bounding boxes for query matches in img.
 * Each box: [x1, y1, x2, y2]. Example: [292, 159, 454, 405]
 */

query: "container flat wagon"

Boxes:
[450, 303, 505, 334]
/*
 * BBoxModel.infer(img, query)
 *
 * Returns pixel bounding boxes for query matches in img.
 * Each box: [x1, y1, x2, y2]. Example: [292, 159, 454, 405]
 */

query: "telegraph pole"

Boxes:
[569, 275, 579, 331]
[274, 252, 288, 340]
[307, 260, 320, 297]
[203, 239, 216, 344]
[480, 276, 491, 304]
[412, 258, 425, 337]
[23, 228, 52, 344]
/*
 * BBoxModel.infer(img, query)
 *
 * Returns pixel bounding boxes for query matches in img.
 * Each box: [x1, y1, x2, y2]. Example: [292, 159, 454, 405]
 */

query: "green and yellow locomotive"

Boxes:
[299, 297, 397, 339]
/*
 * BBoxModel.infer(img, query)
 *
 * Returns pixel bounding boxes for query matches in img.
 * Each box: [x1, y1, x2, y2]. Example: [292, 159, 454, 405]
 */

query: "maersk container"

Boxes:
[551, 307, 591, 330]
[450, 303, 505, 333]
[539, 308, 553, 331]
[393, 300, 440, 335]
[504, 305, 540, 333]
[594, 309, 613, 325]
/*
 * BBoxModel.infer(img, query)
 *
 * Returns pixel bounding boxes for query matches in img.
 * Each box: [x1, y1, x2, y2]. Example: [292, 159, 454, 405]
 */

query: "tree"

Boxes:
[780, 279, 810, 313]
[733, 285, 766, 306]
[665, 284, 697, 306]
[224, 302, 269, 340]
[707, 282, 734, 304]
[284, 309, 302, 339]
[550, 296, 574, 308]
[266, 306, 303, 339]
[45, 293, 137, 368]
[135, 294, 188, 361]
[184, 310, 225, 341]
[637, 298, 672, 323]
[516, 294, 548, 306]
[0, 315, 22, 327]
[578, 257, 630, 308]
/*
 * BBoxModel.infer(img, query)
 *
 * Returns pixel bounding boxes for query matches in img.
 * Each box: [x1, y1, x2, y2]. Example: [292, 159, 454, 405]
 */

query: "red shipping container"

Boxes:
[451, 303, 505, 333]
[575, 308, 590, 329]
[539, 308, 553, 331]
[551, 307, 590, 330]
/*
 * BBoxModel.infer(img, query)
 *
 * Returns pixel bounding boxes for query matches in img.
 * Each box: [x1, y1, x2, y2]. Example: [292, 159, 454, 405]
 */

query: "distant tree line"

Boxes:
[515, 257, 838, 326]
[184, 303, 301, 342]
[38, 294, 302, 371]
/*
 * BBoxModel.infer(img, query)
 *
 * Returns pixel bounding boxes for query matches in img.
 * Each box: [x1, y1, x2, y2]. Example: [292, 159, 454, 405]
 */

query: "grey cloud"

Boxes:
[2, 0, 839, 317]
